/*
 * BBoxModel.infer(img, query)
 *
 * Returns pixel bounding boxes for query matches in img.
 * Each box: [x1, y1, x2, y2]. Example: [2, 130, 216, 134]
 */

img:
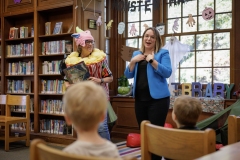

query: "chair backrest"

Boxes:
[228, 115, 240, 144]
[0, 95, 7, 105]
[30, 139, 136, 160]
[5, 95, 30, 119]
[141, 120, 216, 160]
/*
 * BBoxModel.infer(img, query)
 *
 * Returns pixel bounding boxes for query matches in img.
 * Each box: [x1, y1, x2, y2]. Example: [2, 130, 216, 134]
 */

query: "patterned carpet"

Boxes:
[0, 140, 142, 160]
[116, 141, 141, 160]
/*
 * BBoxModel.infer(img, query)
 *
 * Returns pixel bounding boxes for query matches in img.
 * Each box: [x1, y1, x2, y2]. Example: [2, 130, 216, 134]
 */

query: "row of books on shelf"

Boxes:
[45, 21, 73, 35]
[42, 40, 73, 55]
[40, 119, 73, 135]
[6, 43, 34, 57]
[8, 61, 34, 75]
[9, 26, 34, 39]
[10, 120, 34, 132]
[7, 80, 31, 93]
[40, 99, 64, 114]
[42, 60, 61, 74]
[45, 22, 63, 35]
[41, 79, 66, 94]
[11, 98, 34, 112]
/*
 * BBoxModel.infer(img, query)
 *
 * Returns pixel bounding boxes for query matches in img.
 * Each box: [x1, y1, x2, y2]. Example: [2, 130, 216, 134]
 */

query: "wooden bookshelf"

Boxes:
[0, 0, 104, 145]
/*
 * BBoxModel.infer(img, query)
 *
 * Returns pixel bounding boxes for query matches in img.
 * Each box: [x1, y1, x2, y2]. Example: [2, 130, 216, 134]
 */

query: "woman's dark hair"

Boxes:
[59, 58, 67, 77]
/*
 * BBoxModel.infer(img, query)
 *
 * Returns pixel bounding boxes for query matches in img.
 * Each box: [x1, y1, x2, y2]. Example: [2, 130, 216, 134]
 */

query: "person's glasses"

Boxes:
[85, 40, 95, 45]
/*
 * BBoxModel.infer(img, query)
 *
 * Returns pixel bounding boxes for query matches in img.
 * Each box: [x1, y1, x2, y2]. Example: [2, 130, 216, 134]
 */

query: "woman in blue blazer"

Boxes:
[125, 27, 172, 160]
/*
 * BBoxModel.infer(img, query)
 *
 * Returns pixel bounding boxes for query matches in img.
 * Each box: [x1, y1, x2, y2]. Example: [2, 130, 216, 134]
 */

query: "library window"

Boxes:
[125, 0, 154, 84]
[104, 0, 110, 63]
[166, 0, 232, 84]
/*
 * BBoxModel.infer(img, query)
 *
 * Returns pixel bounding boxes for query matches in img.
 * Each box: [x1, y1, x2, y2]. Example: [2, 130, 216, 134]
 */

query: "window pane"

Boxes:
[180, 69, 195, 83]
[180, 52, 195, 67]
[141, 5, 152, 21]
[196, 34, 212, 50]
[128, 10, 139, 22]
[104, 8, 106, 22]
[126, 39, 138, 48]
[183, 16, 197, 32]
[139, 38, 142, 48]
[198, 16, 214, 31]
[196, 68, 212, 84]
[198, 0, 214, 15]
[164, 36, 180, 45]
[165, 36, 171, 44]
[183, 1, 197, 17]
[180, 35, 195, 51]
[128, 23, 140, 37]
[105, 39, 109, 54]
[175, 68, 179, 82]
[196, 51, 212, 67]
[213, 68, 230, 83]
[216, 0, 232, 13]
[213, 50, 230, 66]
[213, 32, 230, 49]
[141, 21, 152, 36]
[167, 19, 181, 34]
[167, 4, 181, 19]
[215, 13, 232, 29]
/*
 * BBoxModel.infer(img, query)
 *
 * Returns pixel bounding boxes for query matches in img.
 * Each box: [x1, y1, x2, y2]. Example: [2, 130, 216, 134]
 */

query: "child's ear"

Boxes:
[99, 112, 106, 122]
[64, 114, 72, 125]
[172, 110, 177, 121]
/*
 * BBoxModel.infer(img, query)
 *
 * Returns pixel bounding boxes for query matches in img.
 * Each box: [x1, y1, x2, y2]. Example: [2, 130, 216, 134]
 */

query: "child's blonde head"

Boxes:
[173, 95, 202, 126]
[63, 81, 108, 131]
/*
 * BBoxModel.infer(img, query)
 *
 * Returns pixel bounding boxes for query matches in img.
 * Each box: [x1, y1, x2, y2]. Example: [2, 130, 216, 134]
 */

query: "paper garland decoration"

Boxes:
[186, 14, 196, 27]
[129, 24, 138, 36]
[106, 20, 113, 30]
[202, 7, 215, 21]
[172, 18, 179, 33]
[143, 23, 149, 31]
[118, 22, 125, 34]
[169, 0, 194, 7]
[96, 16, 102, 26]
[156, 23, 165, 35]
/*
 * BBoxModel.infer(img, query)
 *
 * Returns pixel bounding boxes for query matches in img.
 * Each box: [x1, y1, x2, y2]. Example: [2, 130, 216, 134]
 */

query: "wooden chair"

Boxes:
[30, 139, 137, 160]
[141, 120, 216, 160]
[228, 115, 240, 144]
[0, 95, 30, 151]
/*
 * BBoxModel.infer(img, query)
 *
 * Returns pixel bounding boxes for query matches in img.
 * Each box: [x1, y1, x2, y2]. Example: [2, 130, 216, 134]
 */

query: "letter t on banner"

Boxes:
[171, 82, 180, 96]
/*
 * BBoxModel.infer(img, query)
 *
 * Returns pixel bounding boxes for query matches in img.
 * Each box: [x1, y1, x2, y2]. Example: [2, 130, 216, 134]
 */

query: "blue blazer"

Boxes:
[124, 49, 172, 99]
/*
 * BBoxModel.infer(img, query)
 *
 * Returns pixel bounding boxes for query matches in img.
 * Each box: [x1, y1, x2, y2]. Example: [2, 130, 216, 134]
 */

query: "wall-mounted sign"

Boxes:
[112, 0, 160, 12]
[88, 19, 97, 30]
